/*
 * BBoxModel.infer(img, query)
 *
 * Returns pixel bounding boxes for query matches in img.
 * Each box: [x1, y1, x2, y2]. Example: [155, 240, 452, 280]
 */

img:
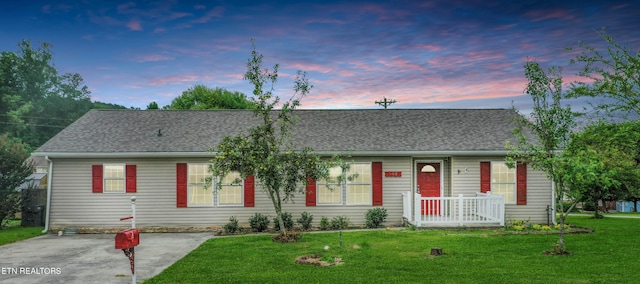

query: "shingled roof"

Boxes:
[34, 109, 521, 157]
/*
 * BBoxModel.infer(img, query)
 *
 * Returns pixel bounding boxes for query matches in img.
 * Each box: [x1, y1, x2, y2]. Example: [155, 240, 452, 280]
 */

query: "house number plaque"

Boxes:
[384, 171, 402, 177]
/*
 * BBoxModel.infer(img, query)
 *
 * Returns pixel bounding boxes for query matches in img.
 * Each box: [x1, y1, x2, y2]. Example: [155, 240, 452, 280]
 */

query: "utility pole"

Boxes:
[375, 97, 397, 109]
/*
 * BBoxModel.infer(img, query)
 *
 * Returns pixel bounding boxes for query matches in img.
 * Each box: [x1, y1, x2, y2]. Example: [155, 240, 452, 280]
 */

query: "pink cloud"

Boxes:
[169, 12, 192, 20]
[127, 20, 143, 31]
[466, 50, 505, 62]
[417, 44, 442, 51]
[526, 9, 574, 22]
[377, 58, 424, 71]
[289, 63, 334, 74]
[149, 74, 200, 86]
[494, 24, 517, 31]
[135, 54, 174, 62]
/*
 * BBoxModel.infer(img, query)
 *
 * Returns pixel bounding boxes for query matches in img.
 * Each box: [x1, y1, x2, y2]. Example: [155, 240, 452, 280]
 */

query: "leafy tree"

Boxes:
[166, 85, 257, 110]
[0, 134, 33, 228]
[146, 101, 159, 110]
[210, 41, 344, 235]
[91, 101, 129, 110]
[507, 61, 578, 254]
[566, 29, 640, 119]
[565, 120, 640, 216]
[0, 40, 92, 149]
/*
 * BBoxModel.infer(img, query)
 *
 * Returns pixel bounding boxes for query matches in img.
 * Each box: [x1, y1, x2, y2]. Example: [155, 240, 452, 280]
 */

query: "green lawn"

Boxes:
[0, 222, 46, 246]
[145, 216, 639, 283]
[606, 212, 640, 216]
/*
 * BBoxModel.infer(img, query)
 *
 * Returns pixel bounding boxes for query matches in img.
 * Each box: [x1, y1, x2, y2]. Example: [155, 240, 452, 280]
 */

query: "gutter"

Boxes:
[32, 150, 511, 159]
[551, 180, 557, 225]
[42, 155, 53, 233]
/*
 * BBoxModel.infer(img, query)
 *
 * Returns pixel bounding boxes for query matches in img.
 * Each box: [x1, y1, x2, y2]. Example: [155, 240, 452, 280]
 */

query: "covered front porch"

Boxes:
[402, 191, 505, 227]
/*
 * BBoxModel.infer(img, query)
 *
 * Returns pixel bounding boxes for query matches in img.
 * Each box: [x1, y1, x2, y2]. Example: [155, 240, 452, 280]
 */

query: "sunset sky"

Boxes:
[1, 1, 638, 112]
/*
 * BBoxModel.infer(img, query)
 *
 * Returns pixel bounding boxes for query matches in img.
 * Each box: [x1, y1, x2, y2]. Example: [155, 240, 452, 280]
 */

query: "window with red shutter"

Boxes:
[516, 162, 527, 205]
[306, 177, 316, 206]
[92, 165, 103, 193]
[244, 175, 255, 207]
[176, 163, 187, 207]
[126, 165, 137, 193]
[372, 162, 383, 206]
[480, 162, 490, 193]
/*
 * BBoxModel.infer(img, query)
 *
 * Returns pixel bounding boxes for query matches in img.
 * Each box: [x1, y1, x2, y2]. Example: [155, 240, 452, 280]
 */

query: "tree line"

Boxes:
[0, 40, 257, 152]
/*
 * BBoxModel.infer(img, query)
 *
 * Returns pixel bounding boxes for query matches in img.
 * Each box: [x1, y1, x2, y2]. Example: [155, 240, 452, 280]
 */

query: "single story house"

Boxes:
[32, 109, 554, 233]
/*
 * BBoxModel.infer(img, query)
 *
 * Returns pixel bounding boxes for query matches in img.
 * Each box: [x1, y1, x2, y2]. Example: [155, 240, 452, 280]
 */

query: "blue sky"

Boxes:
[1, 0, 638, 111]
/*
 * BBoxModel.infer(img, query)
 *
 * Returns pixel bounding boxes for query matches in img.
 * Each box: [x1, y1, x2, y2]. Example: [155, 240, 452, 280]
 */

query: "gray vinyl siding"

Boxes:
[49, 157, 412, 230]
[451, 156, 553, 224]
[49, 155, 552, 230]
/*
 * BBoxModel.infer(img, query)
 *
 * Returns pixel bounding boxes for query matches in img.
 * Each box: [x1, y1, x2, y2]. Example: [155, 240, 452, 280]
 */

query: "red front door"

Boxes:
[417, 163, 440, 215]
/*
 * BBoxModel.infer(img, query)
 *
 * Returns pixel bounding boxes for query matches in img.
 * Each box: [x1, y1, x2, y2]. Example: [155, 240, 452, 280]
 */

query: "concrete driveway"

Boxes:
[0, 232, 212, 283]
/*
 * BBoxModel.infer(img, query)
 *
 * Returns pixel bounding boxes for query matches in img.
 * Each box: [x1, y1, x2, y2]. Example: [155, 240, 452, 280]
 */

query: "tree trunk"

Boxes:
[593, 197, 601, 219]
[266, 187, 286, 234]
[557, 212, 566, 253]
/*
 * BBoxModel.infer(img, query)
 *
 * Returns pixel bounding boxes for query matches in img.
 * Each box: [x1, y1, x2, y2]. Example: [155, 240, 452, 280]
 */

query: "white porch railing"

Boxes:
[402, 191, 504, 227]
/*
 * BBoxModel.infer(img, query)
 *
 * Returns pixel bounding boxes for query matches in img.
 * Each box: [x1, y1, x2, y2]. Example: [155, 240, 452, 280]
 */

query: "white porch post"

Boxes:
[414, 193, 421, 227]
[499, 196, 505, 226]
[458, 194, 464, 226]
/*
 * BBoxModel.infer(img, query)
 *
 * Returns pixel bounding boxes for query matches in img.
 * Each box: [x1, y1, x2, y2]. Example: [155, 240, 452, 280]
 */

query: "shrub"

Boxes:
[506, 218, 530, 230]
[273, 212, 294, 231]
[365, 207, 388, 228]
[297, 211, 314, 230]
[319, 217, 330, 231]
[249, 213, 270, 232]
[223, 216, 239, 234]
[330, 215, 350, 230]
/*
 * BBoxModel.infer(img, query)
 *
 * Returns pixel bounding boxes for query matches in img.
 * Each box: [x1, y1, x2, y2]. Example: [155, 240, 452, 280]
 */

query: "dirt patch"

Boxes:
[295, 254, 344, 266]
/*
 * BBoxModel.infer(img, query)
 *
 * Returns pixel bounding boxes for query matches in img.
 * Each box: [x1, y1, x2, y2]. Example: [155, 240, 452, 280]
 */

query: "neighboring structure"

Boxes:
[32, 109, 554, 232]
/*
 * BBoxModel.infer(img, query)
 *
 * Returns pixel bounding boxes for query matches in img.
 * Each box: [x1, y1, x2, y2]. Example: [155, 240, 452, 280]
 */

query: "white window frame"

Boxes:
[317, 162, 372, 206]
[214, 171, 244, 207]
[346, 162, 372, 205]
[187, 163, 214, 207]
[103, 163, 125, 193]
[317, 166, 343, 205]
[491, 161, 516, 204]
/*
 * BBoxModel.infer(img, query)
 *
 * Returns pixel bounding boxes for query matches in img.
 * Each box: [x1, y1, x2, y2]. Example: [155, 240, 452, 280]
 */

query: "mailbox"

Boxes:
[115, 228, 139, 249]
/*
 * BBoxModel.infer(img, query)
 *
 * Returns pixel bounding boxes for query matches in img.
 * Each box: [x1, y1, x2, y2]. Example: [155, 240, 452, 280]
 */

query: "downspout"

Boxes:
[551, 180, 556, 225]
[42, 156, 53, 233]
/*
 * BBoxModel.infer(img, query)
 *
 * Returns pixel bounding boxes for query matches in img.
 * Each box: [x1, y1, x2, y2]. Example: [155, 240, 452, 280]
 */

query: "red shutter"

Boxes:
[516, 162, 527, 205]
[244, 175, 255, 207]
[480, 162, 491, 193]
[305, 177, 316, 206]
[372, 162, 383, 206]
[126, 165, 137, 193]
[92, 165, 103, 193]
[176, 163, 187, 207]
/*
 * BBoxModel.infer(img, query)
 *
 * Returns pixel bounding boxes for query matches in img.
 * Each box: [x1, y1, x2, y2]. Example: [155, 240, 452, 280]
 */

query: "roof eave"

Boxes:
[32, 150, 510, 159]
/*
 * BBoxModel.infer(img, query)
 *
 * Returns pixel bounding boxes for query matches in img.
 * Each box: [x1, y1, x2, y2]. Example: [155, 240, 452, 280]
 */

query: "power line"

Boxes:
[0, 121, 67, 129]
[0, 113, 76, 122]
